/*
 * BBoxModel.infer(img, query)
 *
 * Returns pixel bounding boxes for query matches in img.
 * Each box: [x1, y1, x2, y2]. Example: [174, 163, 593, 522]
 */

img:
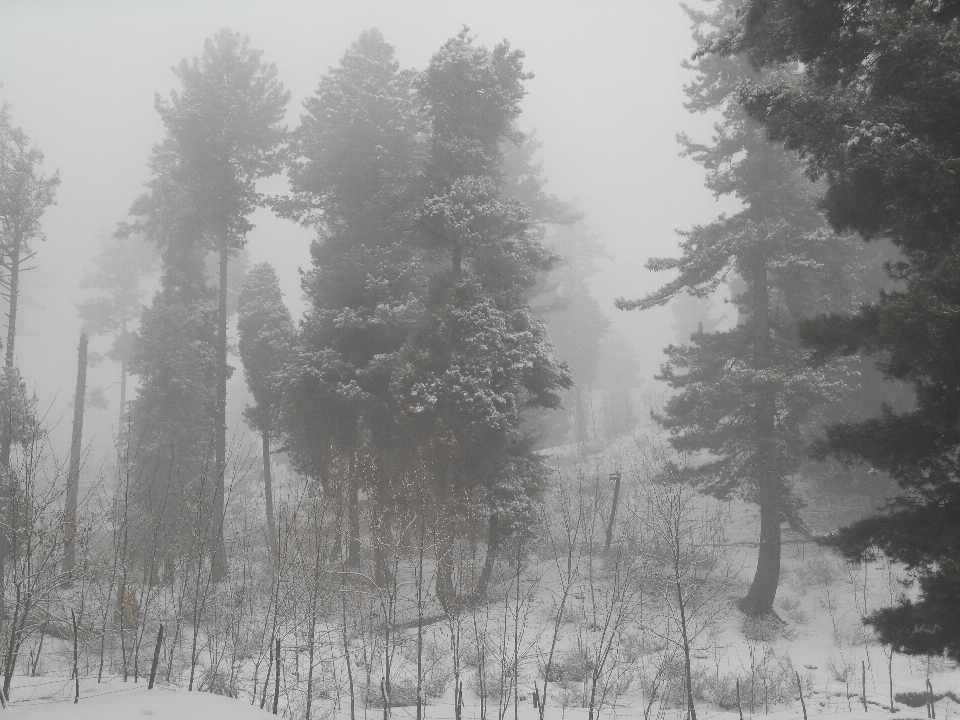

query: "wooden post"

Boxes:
[796, 672, 807, 720]
[605, 471, 622, 550]
[148, 624, 164, 689]
[72, 609, 80, 703]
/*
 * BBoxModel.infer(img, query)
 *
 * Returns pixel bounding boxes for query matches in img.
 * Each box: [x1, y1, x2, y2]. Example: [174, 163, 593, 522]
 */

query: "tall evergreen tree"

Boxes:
[78, 230, 156, 429]
[132, 29, 288, 580]
[123, 208, 218, 574]
[502, 132, 606, 446]
[0, 102, 58, 466]
[721, 0, 960, 655]
[617, 1, 861, 617]
[0, 102, 56, 608]
[237, 263, 294, 562]
[404, 29, 571, 610]
[280, 28, 425, 568]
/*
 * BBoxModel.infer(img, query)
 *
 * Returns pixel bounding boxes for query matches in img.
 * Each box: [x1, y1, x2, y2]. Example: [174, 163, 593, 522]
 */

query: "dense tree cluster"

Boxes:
[709, 0, 960, 658]
[0, 2, 959, 709]
[280, 28, 570, 610]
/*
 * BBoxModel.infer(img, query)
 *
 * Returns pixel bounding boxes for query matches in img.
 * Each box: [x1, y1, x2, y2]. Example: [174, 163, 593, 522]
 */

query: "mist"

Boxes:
[1, 2, 946, 717]
[1, 0, 726, 458]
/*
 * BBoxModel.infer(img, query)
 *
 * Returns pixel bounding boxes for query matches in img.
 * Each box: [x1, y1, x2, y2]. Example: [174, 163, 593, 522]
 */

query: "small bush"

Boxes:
[794, 557, 842, 589]
[776, 596, 811, 624]
[826, 655, 855, 684]
[696, 669, 745, 710]
[739, 615, 782, 642]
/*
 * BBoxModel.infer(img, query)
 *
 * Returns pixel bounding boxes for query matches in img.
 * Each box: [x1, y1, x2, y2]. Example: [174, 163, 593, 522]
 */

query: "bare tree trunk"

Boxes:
[739, 253, 781, 618]
[676, 534, 697, 720]
[211, 243, 229, 583]
[64, 334, 88, 576]
[3, 243, 19, 374]
[437, 510, 500, 614]
[118, 322, 128, 432]
[262, 432, 277, 562]
[0, 244, 21, 619]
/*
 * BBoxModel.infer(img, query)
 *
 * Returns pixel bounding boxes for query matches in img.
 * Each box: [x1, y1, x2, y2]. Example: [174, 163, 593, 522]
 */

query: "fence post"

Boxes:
[149, 624, 164, 689]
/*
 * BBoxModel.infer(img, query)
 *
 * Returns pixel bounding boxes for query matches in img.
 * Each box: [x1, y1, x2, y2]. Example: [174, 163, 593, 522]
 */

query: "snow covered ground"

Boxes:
[5, 683, 274, 719]
[4, 438, 959, 720]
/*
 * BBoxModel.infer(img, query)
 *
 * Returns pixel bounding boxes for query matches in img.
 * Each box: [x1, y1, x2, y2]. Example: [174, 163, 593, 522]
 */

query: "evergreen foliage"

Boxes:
[236, 263, 294, 560]
[722, 0, 960, 657]
[125, 29, 288, 579]
[280, 28, 570, 608]
[617, 0, 862, 617]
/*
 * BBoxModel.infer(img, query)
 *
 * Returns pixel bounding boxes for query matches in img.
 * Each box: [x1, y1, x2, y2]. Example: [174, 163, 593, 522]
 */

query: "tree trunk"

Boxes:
[3, 244, 18, 374]
[262, 431, 277, 562]
[119, 322, 128, 433]
[676, 535, 697, 720]
[63, 333, 88, 576]
[452, 242, 462, 279]
[211, 243, 229, 582]
[1, 241, 20, 469]
[436, 510, 499, 613]
[346, 476, 361, 569]
[739, 253, 781, 618]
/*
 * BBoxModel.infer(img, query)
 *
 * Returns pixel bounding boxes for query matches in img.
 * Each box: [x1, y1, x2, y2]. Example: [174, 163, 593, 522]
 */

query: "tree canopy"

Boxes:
[720, 0, 960, 656]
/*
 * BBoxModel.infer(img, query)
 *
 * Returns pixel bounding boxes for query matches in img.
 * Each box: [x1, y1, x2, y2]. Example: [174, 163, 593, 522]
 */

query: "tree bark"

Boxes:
[3, 243, 18, 374]
[119, 321, 128, 433]
[346, 474, 361, 569]
[63, 333, 88, 576]
[739, 252, 781, 618]
[436, 510, 499, 613]
[1, 240, 20, 470]
[211, 243, 229, 582]
[262, 431, 277, 562]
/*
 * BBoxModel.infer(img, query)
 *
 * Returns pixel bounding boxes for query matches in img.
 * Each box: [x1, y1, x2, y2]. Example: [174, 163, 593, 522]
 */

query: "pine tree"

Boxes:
[617, 1, 861, 617]
[131, 29, 288, 580]
[502, 132, 607, 446]
[0, 102, 58, 465]
[404, 29, 571, 611]
[236, 263, 294, 562]
[723, 0, 960, 655]
[279, 28, 425, 569]
[124, 242, 218, 575]
[78, 230, 157, 429]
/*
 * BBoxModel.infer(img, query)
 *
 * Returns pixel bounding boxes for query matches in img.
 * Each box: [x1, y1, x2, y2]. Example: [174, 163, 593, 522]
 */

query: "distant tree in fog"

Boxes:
[401, 27, 571, 611]
[128, 29, 288, 581]
[0, 102, 57, 604]
[278, 28, 424, 570]
[237, 263, 294, 562]
[78, 230, 157, 426]
[0, 103, 58, 466]
[617, 0, 863, 618]
[502, 132, 610, 446]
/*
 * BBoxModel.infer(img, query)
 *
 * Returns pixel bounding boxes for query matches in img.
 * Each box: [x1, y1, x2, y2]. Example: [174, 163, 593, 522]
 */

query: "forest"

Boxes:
[0, 1, 958, 718]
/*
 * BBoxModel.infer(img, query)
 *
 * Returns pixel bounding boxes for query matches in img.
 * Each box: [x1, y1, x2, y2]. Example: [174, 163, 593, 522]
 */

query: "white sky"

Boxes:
[0, 0, 732, 459]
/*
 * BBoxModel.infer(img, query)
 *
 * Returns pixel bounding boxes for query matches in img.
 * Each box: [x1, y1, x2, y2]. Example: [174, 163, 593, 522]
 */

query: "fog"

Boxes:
[0, 0, 729, 459]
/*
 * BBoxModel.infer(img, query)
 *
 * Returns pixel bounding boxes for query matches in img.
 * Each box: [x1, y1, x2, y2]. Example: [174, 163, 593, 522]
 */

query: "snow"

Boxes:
[6, 683, 275, 720]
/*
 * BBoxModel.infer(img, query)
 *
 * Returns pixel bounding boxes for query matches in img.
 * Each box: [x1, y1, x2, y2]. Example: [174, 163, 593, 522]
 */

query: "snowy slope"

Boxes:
[6, 684, 276, 719]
